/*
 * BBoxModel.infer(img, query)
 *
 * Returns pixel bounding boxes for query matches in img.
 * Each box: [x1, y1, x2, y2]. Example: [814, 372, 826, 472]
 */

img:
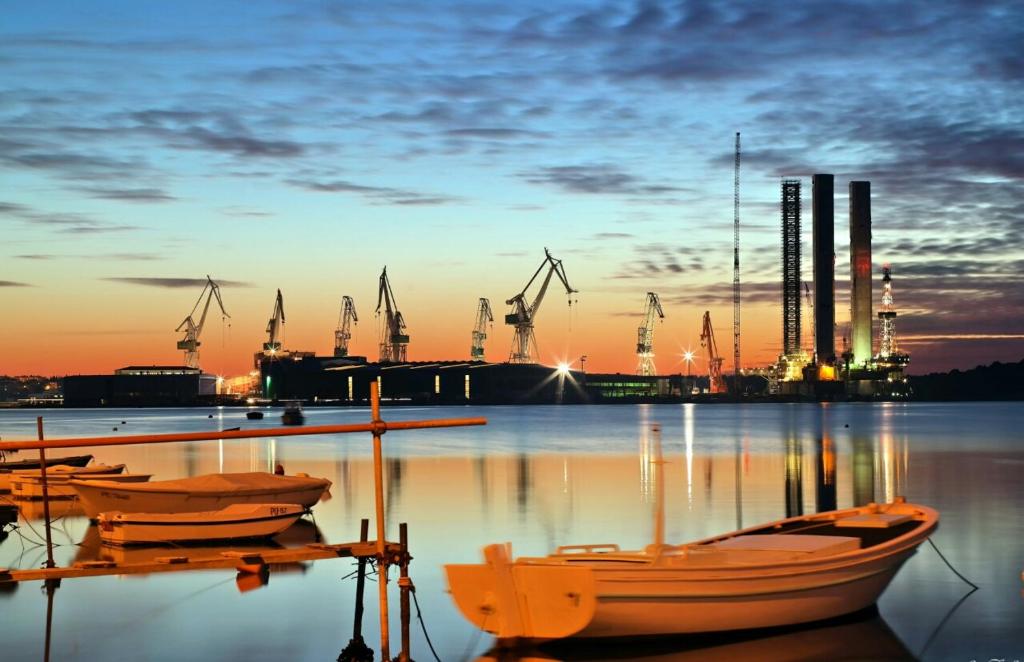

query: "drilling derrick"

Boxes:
[470, 298, 494, 360]
[263, 289, 285, 355]
[175, 275, 229, 370]
[636, 292, 665, 376]
[700, 311, 726, 394]
[334, 296, 358, 358]
[505, 248, 577, 364]
[876, 264, 905, 362]
[376, 267, 409, 363]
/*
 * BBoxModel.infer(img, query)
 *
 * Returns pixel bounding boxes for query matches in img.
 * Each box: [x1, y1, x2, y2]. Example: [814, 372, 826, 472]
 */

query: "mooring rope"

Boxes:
[410, 585, 442, 662]
[928, 537, 979, 589]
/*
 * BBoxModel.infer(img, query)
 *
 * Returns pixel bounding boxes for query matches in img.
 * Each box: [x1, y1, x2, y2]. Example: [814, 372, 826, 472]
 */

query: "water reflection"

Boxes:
[476, 608, 914, 661]
[0, 403, 1020, 660]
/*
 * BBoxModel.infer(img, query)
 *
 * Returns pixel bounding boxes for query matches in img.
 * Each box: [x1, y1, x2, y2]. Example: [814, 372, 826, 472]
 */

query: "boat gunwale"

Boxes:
[519, 502, 938, 575]
[68, 476, 331, 498]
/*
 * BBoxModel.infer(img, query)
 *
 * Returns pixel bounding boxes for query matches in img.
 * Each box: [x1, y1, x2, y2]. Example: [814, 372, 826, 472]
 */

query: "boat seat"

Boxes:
[711, 534, 860, 558]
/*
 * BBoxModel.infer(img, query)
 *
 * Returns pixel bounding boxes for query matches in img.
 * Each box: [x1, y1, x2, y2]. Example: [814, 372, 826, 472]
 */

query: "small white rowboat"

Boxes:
[446, 498, 938, 642]
[98, 503, 304, 546]
[0, 461, 118, 493]
[70, 472, 332, 519]
[11, 472, 152, 500]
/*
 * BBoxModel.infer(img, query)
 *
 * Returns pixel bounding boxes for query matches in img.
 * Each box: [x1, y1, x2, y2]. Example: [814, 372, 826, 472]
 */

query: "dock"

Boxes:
[0, 382, 484, 661]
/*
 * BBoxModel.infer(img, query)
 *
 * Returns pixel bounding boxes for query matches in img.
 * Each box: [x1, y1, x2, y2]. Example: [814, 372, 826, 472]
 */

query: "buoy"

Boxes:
[208, 414, 213, 419]
[112, 427, 118, 431]
[121, 420, 126, 424]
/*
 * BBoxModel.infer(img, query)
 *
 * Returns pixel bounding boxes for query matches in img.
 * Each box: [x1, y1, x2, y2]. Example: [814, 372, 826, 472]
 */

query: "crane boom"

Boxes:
[334, 296, 358, 357]
[470, 298, 494, 360]
[700, 310, 726, 394]
[636, 292, 665, 376]
[376, 267, 409, 362]
[175, 275, 230, 369]
[263, 289, 285, 354]
[505, 248, 577, 364]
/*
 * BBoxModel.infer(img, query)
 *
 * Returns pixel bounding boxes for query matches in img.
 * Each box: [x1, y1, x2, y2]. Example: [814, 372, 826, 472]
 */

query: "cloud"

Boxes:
[102, 277, 254, 288]
[15, 252, 162, 261]
[0, 280, 31, 287]
[444, 128, 545, 139]
[521, 165, 682, 196]
[286, 178, 459, 206]
[78, 187, 176, 202]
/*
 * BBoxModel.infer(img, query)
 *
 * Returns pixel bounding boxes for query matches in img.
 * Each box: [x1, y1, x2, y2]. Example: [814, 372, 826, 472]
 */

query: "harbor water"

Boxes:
[1, 403, 1021, 660]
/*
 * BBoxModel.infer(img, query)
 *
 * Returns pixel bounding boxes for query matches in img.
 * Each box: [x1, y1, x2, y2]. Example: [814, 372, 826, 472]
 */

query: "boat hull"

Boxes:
[70, 473, 331, 519]
[446, 501, 937, 642]
[98, 504, 303, 545]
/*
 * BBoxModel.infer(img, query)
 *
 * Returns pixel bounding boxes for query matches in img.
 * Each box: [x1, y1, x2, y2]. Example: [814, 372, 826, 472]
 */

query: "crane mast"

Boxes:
[175, 275, 229, 370]
[636, 292, 665, 376]
[700, 310, 726, 394]
[505, 248, 577, 364]
[470, 298, 493, 360]
[334, 296, 358, 358]
[376, 267, 409, 363]
[263, 289, 285, 355]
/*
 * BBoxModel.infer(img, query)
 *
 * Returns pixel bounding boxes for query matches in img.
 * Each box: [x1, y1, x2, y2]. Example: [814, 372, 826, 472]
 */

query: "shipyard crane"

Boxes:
[263, 289, 285, 355]
[636, 292, 665, 376]
[470, 298, 494, 360]
[175, 275, 229, 369]
[505, 248, 577, 364]
[700, 311, 726, 394]
[334, 296, 358, 358]
[376, 267, 409, 363]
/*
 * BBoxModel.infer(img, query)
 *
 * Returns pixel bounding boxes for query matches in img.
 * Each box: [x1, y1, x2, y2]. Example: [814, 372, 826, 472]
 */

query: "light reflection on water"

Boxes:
[0, 403, 1022, 661]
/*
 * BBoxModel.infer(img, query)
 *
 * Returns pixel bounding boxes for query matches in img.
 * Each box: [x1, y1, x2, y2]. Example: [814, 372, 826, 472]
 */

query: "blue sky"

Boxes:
[2, 1, 1022, 375]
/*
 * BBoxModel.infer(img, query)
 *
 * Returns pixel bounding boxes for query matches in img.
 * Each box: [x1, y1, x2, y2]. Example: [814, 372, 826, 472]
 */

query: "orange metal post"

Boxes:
[37, 417, 55, 569]
[370, 382, 390, 660]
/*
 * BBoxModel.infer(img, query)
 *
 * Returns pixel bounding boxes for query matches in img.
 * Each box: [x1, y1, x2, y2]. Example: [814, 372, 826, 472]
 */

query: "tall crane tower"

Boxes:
[470, 298, 493, 360]
[636, 292, 665, 376]
[505, 248, 577, 364]
[376, 267, 409, 363]
[700, 311, 726, 394]
[733, 131, 742, 393]
[263, 289, 285, 355]
[175, 275, 229, 369]
[334, 296, 358, 358]
[877, 265, 899, 359]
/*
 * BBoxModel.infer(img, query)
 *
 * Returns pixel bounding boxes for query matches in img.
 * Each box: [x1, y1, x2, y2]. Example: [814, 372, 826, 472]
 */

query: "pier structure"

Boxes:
[0, 383, 484, 661]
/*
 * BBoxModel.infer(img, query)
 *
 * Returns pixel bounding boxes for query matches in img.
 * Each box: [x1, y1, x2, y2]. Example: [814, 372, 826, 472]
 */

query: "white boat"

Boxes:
[446, 498, 938, 642]
[11, 472, 151, 500]
[70, 472, 332, 519]
[98, 503, 304, 545]
[0, 459, 109, 493]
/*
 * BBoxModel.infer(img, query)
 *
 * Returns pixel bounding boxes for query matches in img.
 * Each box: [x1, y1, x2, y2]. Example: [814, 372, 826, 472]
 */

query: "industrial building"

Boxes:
[774, 173, 911, 399]
[63, 366, 217, 407]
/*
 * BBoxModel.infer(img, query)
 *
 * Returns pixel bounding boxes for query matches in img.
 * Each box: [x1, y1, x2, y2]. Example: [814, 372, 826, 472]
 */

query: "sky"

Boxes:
[2, 0, 1022, 377]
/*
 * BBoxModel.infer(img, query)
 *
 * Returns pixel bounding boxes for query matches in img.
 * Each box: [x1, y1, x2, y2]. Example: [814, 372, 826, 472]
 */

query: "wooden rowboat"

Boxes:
[11, 472, 151, 500]
[97, 503, 305, 545]
[70, 472, 332, 519]
[446, 498, 938, 642]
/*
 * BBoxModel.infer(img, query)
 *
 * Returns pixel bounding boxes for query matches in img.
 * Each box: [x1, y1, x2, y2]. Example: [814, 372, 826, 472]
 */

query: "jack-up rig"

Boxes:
[175, 275, 229, 369]
[263, 289, 285, 355]
[334, 296, 358, 358]
[376, 267, 409, 363]
[636, 292, 665, 376]
[505, 248, 577, 364]
[470, 298, 494, 360]
[700, 310, 726, 394]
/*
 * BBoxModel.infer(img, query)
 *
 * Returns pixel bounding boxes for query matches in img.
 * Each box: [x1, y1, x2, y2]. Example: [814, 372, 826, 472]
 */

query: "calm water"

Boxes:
[0, 403, 1021, 661]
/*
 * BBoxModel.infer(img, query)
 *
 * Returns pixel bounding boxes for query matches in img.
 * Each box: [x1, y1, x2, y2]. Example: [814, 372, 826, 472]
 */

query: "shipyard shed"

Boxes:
[63, 366, 217, 407]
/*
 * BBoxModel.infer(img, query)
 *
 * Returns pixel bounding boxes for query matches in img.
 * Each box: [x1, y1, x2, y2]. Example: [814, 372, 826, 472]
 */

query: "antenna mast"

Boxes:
[733, 132, 741, 395]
